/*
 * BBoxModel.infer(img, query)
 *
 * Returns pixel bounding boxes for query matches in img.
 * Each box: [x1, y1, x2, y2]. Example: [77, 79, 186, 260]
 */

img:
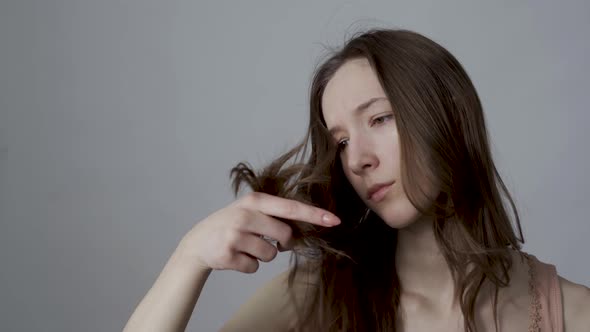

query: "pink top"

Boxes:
[525, 253, 564, 332]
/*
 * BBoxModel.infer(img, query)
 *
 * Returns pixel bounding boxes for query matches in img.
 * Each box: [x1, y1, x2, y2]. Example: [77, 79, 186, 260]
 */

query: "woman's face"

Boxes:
[321, 58, 422, 229]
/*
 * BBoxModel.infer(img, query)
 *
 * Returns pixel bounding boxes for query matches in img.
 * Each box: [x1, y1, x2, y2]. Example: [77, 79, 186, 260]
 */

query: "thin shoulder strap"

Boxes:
[525, 253, 564, 332]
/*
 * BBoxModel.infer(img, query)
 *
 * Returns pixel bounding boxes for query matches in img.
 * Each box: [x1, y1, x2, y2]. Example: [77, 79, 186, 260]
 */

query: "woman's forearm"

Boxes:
[123, 240, 212, 332]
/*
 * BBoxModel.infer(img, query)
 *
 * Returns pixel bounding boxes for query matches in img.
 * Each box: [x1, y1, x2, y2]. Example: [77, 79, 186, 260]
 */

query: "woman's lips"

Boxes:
[369, 184, 392, 202]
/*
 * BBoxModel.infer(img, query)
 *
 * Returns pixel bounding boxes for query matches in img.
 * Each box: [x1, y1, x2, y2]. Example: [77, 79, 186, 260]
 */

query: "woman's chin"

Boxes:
[375, 205, 423, 229]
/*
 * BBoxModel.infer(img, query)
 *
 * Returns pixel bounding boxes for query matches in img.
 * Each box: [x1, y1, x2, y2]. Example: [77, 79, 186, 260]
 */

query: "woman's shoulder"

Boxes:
[219, 265, 316, 332]
[557, 271, 590, 331]
[519, 251, 590, 331]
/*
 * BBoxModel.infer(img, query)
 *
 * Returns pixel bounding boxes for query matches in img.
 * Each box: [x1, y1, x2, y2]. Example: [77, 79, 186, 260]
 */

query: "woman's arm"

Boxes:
[122, 192, 336, 331]
[122, 240, 212, 332]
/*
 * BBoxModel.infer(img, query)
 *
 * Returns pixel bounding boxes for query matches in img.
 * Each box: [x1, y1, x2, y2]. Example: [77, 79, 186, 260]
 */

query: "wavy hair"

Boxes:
[229, 28, 524, 332]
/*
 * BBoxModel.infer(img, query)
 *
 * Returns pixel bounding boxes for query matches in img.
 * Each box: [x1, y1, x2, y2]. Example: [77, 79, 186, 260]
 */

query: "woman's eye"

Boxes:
[336, 115, 393, 153]
[371, 114, 394, 126]
[337, 138, 348, 151]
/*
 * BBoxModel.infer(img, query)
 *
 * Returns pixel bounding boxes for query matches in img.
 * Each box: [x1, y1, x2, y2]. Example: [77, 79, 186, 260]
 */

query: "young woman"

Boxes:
[123, 28, 590, 331]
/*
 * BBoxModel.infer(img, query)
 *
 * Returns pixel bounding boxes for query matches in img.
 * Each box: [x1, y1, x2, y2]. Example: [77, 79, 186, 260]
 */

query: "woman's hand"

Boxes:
[177, 192, 341, 274]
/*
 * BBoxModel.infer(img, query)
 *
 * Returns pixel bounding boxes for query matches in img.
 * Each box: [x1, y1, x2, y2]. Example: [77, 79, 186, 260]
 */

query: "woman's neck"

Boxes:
[395, 216, 460, 314]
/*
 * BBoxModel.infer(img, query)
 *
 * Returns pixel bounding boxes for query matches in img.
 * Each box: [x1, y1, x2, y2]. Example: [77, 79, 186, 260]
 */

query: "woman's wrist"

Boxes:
[172, 236, 213, 275]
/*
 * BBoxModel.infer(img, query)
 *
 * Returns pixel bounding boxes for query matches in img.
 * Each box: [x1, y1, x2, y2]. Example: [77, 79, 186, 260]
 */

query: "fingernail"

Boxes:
[322, 214, 340, 226]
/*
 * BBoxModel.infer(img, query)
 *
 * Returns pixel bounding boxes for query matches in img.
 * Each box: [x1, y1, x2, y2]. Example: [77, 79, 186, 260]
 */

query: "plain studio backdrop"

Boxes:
[1, 1, 589, 331]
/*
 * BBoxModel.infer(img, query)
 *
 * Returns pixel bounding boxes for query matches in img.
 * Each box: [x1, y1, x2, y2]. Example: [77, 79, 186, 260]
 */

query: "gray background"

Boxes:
[1, 1, 588, 331]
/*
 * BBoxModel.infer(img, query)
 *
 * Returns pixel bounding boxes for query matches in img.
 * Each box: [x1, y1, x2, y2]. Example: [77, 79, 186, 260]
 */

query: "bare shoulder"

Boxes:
[219, 265, 316, 332]
[558, 274, 590, 332]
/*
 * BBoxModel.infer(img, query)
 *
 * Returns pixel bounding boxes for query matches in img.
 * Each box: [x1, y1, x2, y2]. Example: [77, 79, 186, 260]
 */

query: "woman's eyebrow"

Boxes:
[328, 96, 387, 136]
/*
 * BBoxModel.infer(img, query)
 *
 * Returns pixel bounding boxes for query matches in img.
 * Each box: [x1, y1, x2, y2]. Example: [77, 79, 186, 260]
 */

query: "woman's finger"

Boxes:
[236, 192, 341, 227]
[233, 233, 279, 263]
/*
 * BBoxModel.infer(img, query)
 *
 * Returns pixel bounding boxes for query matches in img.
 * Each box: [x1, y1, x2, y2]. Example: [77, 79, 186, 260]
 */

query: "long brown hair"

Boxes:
[229, 28, 524, 332]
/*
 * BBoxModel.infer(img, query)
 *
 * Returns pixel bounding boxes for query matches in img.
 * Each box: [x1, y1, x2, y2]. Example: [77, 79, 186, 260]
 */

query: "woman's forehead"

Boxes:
[321, 60, 387, 126]
[324, 97, 389, 136]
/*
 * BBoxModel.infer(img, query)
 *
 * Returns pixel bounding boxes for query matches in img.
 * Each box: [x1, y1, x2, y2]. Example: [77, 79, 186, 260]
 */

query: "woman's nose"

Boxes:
[347, 140, 379, 175]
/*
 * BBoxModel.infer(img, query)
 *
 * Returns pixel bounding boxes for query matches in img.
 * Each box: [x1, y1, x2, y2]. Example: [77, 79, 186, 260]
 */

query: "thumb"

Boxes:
[277, 237, 306, 252]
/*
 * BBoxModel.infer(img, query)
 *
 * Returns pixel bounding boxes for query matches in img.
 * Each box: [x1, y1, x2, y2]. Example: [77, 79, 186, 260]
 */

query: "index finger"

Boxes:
[238, 192, 341, 226]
